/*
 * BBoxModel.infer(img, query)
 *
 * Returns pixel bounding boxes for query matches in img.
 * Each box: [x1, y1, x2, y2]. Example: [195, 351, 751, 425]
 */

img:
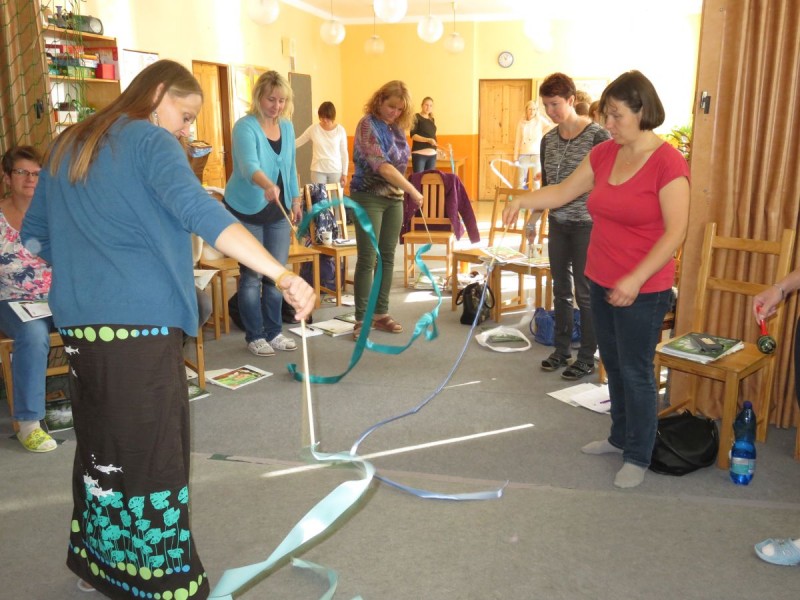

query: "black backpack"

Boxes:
[455, 282, 494, 325]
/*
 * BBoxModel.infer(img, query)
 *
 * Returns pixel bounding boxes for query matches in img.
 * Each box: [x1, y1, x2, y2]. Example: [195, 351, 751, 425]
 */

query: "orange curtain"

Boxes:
[0, 0, 53, 156]
[676, 0, 800, 427]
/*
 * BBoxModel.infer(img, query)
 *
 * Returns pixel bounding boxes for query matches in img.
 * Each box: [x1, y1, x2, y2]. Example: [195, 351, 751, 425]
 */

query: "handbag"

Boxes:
[649, 411, 719, 476]
[455, 282, 494, 325]
[530, 307, 581, 346]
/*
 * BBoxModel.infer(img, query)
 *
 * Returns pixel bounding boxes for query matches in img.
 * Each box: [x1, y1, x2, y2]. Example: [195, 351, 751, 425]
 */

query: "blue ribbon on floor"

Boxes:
[287, 198, 440, 384]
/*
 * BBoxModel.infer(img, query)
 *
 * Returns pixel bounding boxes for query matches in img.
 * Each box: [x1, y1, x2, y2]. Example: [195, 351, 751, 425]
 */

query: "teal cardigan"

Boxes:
[225, 115, 299, 214]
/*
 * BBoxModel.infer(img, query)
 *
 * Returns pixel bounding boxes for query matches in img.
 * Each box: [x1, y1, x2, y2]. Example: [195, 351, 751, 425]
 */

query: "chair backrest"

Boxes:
[304, 182, 347, 241]
[487, 186, 548, 253]
[409, 171, 450, 232]
[692, 222, 795, 338]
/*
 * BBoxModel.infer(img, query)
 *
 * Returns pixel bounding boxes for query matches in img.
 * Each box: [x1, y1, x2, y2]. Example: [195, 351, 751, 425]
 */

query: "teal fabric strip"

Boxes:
[287, 199, 441, 382]
[208, 448, 375, 600]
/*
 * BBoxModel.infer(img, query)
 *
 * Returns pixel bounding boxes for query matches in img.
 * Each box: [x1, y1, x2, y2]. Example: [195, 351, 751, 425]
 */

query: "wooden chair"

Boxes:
[0, 331, 68, 433]
[303, 182, 355, 306]
[450, 187, 551, 322]
[183, 326, 206, 391]
[655, 222, 796, 469]
[198, 256, 239, 338]
[403, 171, 455, 288]
[287, 235, 322, 309]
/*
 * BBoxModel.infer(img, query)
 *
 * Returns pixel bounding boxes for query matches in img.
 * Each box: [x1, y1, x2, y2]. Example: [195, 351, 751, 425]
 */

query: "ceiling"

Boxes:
[281, 0, 703, 24]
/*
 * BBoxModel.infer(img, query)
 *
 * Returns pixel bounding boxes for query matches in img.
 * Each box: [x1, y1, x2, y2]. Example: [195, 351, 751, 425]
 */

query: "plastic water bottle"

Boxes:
[729, 401, 757, 485]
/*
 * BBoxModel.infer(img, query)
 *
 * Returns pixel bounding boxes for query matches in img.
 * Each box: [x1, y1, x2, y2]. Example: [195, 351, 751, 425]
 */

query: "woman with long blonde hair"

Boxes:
[22, 59, 314, 597]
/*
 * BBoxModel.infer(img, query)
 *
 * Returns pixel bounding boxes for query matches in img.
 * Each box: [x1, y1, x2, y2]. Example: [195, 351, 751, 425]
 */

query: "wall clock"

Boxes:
[497, 51, 514, 68]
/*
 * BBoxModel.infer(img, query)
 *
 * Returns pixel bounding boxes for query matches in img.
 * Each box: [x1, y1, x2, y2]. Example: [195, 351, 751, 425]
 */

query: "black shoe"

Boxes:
[562, 360, 595, 380]
[541, 352, 570, 371]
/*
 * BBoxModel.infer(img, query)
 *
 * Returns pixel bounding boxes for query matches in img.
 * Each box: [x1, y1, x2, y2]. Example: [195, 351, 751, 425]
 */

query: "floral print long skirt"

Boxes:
[61, 325, 209, 599]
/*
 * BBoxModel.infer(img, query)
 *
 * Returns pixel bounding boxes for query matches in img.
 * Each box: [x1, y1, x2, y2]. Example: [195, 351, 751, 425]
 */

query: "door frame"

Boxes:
[192, 60, 233, 182]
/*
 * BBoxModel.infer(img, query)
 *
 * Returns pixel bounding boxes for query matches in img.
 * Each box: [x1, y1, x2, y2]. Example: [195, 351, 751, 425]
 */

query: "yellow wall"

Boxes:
[79, 2, 700, 198]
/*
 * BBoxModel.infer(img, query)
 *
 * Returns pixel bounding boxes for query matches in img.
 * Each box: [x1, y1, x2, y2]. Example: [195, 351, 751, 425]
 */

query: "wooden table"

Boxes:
[435, 157, 466, 181]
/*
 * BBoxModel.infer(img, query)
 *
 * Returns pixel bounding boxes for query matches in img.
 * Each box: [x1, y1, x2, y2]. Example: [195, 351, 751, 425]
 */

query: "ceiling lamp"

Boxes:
[320, 0, 345, 45]
[364, 10, 385, 55]
[417, 0, 443, 43]
[374, 0, 407, 24]
[443, 2, 464, 53]
[245, 0, 280, 25]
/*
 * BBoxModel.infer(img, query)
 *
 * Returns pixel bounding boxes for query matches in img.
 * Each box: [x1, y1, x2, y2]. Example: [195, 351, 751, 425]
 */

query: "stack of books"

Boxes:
[659, 332, 744, 364]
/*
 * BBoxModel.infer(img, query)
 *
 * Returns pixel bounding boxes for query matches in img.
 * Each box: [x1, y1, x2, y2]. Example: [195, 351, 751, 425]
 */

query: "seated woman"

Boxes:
[0, 146, 56, 452]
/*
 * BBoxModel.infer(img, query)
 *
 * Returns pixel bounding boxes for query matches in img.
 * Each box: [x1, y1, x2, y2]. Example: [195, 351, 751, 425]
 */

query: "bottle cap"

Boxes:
[743, 401, 753, 408]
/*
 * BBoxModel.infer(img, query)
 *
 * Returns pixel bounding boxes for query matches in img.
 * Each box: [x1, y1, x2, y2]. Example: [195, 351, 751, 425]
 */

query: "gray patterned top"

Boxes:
[540, 122, 610, 223]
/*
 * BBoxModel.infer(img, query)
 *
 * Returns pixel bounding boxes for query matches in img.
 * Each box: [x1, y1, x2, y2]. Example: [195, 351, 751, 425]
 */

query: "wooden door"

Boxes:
[477, 80, 532, 200]
[192, 61, 232, 189]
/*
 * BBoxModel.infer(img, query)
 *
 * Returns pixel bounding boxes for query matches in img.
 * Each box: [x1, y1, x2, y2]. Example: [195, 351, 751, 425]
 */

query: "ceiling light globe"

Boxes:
[444, 32, 465, 54]
[245, 0, 280, 25]
[320, 20, 346, 45]
[374, 0, 408, 23]
[417, 16, 444, 43]
[364, 35, 385, 55]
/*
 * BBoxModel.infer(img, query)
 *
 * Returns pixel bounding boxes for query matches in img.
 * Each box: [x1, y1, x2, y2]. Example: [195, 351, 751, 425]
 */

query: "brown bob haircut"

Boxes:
[539, 73, 577, 100]
[2, 146, 42, 175]
[318, 101, 336, 120]
[599, 70, 665, 131]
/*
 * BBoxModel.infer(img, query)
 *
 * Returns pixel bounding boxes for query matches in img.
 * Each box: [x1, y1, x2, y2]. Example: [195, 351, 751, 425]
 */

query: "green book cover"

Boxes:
[660, 332, 744, 363]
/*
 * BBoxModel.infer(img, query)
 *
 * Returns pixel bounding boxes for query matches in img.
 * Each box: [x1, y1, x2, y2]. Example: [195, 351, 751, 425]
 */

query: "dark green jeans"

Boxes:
[350, 191, 404, 321]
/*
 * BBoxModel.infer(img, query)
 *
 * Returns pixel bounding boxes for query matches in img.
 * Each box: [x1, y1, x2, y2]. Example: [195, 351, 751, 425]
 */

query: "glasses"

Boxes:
[11, 168, 41, 178]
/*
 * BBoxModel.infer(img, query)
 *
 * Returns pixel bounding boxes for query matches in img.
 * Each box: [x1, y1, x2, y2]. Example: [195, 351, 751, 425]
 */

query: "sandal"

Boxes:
[562, 359, 595, 381]
[755, 539, 800, 566]
[372, 315, 403, 334]
[541, 352, 569, 372]
[352, 321, 363, 341]
[77, 579, 96, 592]
[17, 428, 57, 453]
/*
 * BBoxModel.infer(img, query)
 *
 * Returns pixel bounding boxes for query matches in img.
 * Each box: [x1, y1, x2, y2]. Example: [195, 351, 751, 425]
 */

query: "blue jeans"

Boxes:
[548, 219, 596, 363]
[411, 153, 436, 173]
[351, 191, 403, 320]
[238, 219, 290, 343]
[590, 281, 673, 467]
[0, 300, 54, 422]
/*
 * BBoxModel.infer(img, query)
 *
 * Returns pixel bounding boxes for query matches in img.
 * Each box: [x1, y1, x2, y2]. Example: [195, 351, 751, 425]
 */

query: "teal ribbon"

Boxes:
[287, 198, 441, 383]
[208, 447, 374, 600]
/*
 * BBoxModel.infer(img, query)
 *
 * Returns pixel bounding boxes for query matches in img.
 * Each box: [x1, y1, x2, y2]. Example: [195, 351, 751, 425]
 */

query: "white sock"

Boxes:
[760, 539, 800, 557]
[17, 420, 40, 439]
[614, 463, 647, 488]
[581, 439, 623, 455]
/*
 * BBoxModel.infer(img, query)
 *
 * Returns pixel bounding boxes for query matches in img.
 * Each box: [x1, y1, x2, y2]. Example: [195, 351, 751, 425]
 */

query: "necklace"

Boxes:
[555, 135, 572, 184]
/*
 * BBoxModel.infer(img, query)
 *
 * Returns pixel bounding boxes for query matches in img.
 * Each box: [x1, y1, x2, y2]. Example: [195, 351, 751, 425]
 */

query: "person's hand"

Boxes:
[753, 285, 783, 321]
[277, 273, 316, 321]
[340, 174, 347, 187]
[533, 172, 542, 183]
[291, 202, 303, 224]
[429, 138, 437, 148]
[605, 274, 643, 307]
[264, 182, 281, 204]
[502, 199, 521, 227]
[412, 189, 423, 207]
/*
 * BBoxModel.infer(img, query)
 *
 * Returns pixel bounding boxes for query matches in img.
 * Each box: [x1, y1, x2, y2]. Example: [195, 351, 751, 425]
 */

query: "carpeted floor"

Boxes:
[2, 249, 800, 599]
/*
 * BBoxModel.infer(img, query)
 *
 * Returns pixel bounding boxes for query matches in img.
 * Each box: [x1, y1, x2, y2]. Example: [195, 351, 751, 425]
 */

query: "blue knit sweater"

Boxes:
[21, 117, 238, 335]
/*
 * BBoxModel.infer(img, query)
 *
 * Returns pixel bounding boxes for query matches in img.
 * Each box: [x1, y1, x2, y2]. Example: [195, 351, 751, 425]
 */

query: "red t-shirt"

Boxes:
[586, 140, 689, 293]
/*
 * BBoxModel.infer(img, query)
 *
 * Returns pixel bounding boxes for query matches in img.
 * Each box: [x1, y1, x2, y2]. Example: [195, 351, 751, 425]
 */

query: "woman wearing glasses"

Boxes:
[0, 146, 56, 453]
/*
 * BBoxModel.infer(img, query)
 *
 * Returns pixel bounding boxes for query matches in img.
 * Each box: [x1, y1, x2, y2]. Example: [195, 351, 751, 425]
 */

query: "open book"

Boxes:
[9, 300, 52, 322]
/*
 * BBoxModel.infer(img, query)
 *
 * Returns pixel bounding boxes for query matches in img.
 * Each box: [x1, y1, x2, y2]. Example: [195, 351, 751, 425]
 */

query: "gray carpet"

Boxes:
[2, 269, 800, 599]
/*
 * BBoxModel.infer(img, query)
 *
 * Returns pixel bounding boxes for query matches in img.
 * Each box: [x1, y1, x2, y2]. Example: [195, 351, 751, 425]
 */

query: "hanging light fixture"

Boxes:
[417, 0, 443, 44]
[245, 0, 280, 25]
[364, 9, 385, 55]
[443, 1, 464, 53]
[320, 0, 346, 45]
[373, 0, 407, 24]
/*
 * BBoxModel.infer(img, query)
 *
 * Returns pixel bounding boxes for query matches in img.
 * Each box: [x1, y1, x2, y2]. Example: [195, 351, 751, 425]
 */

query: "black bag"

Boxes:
[649, 411, 719, 476]
[455, 282, 494, 325]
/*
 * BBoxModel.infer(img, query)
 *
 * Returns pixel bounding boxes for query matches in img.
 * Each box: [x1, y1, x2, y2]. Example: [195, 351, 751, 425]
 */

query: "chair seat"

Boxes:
[657, 340, 770, 381]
